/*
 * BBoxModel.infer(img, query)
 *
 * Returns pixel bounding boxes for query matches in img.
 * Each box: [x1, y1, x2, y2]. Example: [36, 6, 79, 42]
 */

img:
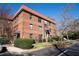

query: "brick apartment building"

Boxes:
[12, 5, 57, 40]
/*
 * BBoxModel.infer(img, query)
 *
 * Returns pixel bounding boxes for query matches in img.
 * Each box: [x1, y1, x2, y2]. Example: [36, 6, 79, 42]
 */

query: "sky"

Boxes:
[0, 3, 79, 29]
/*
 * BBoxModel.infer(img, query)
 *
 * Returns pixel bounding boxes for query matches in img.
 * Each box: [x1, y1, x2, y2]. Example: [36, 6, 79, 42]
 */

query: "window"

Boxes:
[48, 22, 51, 26]
[38, 34, 42, 40]
[29, 33, 33, 38]
[49, 28, 51, 32]
[46, 30, 50, 34]
[44, 21, 48, 27]
[29, 14, 32, 20]
[44, 21, 51, 27]
[38, 18, 42, 23]
[44, 21, 47, 24]
[38, 26, 42, 30]
[44, 24, 47, 27]
[30, 24, 33, 30]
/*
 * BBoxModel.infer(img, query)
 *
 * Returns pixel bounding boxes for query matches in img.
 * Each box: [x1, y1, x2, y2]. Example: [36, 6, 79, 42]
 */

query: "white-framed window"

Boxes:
[38, 25, 42, 30]
[30, 24, 33, 30]
[29, 14, 33, 20]
[38, 18, 42, 23]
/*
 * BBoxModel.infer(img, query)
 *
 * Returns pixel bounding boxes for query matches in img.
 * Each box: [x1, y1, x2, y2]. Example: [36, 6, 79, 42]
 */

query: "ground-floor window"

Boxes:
[38, 34, 42, 40]
[29, 33, 33, 38]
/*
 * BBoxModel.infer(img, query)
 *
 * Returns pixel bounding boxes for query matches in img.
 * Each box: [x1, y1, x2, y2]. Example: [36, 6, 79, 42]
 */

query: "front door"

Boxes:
[16, 33, 20, 38]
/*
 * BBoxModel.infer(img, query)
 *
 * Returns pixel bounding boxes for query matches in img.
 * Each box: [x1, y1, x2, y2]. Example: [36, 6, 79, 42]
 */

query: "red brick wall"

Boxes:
[13, 10, 57, 39]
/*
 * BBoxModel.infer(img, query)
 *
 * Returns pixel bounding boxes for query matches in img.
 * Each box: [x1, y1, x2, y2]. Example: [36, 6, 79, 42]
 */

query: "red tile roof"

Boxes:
[12, 5, 56, 24]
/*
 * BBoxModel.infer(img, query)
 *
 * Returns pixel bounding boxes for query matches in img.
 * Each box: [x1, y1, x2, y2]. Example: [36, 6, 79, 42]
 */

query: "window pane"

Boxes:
[39, 34, 42, 40]
[30, 24, 33, 30]
[38, 26, 42, 30]
[38, 18, 42, 23]
[29, 14, 32, 20]
[29, 33, 33, 38]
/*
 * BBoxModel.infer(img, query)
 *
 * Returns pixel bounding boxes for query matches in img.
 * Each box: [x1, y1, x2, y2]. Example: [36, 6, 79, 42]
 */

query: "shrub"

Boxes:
[53, 40, 73, 48]
[28, 38, 35, 44]
[0, 37, 9, 45]
[42, 39, 46, 42]
[63, 31, 79, 40]
[51, 36, 60, 41]
[38, 36, 60, 43]
[14, 38, 34, 49]
[48, 37, 53, 42]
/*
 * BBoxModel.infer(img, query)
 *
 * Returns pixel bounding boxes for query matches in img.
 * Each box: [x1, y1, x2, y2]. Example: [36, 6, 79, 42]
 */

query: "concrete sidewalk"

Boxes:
[4, 45, 45, 55]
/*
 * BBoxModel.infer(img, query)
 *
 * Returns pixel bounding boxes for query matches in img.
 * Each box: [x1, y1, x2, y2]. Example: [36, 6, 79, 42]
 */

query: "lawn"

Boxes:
[33, 42, 53, 49]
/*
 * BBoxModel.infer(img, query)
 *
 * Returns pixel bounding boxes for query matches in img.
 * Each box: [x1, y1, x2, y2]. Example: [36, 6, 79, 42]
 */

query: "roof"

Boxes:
[12, 5, 56, 24]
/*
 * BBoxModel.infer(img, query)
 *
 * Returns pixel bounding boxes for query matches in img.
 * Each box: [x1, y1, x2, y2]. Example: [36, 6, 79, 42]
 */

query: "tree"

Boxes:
[60, 4, 75, 40]
[68, 19, 79, 32]
[60, 4, 79, 40]
[64, 20, 79, 40]
[0, 5, 13, 43]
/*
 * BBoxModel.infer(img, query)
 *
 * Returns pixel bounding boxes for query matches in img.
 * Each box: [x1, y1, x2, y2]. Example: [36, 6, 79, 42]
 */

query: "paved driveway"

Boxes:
[24, 43, 79, 56]
[58, 43, 79, 56]
[0, 43, 79, 56]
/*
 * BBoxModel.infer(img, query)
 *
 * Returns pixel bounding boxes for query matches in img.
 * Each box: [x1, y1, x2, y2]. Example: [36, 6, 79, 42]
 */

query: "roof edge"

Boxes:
[12, 5, 56, 24]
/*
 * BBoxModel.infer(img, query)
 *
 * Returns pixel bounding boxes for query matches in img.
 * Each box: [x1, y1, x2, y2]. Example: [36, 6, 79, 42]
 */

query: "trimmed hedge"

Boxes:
[14, 38, 34, 49]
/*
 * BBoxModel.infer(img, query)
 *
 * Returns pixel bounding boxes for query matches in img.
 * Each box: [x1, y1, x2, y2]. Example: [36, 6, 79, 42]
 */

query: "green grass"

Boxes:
[33, 42, 53, 49]
[33, 43, 47, 49]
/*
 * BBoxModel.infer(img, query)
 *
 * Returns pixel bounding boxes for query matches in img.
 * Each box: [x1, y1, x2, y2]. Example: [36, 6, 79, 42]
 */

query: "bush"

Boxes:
[0, 37, 9, 45]
[14, 38, 34, 49]
[38, 36, 60, 43]
[29, 38, 35, 44]
[48, 37, 53, 42]
[53, 40, 73, 48]
[70, 31, 79, 39]
[63, 31, 79, 40]
[51, 36, 60, 41]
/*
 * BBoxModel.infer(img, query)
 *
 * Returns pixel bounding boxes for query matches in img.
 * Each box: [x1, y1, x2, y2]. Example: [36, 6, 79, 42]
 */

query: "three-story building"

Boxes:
[12, 5, 57, 40]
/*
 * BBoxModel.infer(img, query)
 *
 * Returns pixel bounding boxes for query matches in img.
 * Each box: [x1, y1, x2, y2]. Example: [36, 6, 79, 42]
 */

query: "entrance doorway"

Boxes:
[16, 33, 20, 38]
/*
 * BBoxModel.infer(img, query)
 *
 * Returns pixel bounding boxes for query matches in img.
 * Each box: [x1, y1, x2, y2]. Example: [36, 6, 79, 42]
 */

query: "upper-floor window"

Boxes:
[47, 22, 51, 26]
[29, 14, 32, 20]
[44, 21, 51, 27]
[38, 18, 42, 23]
[38, 26, 42, 30]
[44, 21, 47, 24]
[29, 24, 33, 30]
[44, 21, 48, 27]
